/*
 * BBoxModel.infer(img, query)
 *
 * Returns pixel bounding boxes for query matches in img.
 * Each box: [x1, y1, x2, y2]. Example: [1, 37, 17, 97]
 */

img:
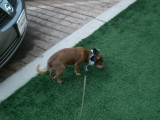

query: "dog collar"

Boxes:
[88, 50, 98, 66]
[88, 48, 100, 66]
[88, 50, 95, 66]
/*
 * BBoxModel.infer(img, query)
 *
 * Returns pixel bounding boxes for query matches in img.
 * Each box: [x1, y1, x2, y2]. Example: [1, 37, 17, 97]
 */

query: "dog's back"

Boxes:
[48, 47, 89, 67]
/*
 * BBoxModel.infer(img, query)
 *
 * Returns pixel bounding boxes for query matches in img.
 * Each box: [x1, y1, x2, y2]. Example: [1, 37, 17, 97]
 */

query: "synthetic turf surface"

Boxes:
[1, 0, 160, 119]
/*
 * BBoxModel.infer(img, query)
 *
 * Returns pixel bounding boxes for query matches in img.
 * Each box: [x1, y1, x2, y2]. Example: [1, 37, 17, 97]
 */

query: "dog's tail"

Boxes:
[36, 64, 49, 74]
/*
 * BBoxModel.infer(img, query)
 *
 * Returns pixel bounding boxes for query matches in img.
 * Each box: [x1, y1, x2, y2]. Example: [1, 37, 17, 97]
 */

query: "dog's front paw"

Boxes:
[76, 73, 81, 76]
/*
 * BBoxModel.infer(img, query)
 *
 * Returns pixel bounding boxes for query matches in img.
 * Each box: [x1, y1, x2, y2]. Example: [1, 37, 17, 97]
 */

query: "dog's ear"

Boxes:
[93, 48, 100, 55]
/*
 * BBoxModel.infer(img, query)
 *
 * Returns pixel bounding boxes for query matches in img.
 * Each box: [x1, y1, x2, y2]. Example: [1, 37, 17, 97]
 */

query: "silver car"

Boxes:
[0, 0, 27, 68]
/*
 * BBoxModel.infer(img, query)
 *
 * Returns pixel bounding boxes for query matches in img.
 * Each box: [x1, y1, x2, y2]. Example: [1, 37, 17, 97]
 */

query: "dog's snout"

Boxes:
[100, 66, 104, 69]
[101, 66, 104, 69]
[97, 65, 104, 69]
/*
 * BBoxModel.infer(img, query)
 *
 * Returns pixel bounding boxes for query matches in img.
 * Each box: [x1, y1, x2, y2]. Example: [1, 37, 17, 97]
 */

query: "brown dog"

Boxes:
[36, 47, 104, 83]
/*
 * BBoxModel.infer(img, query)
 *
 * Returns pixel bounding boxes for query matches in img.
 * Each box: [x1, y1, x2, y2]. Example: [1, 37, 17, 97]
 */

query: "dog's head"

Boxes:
[89, 48, 104, 69]
[95, 54, 104, 69]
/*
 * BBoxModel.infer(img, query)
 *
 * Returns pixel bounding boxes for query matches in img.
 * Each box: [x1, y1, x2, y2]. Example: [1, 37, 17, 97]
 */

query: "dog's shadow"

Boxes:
[58, 63, 110, 84]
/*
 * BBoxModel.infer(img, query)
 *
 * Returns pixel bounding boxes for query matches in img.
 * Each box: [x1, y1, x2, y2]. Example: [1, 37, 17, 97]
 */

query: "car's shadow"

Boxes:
[0, 25, 40, 82]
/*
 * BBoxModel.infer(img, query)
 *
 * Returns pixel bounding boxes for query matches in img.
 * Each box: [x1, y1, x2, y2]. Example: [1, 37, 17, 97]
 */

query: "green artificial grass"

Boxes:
[1, 0, 160, 119]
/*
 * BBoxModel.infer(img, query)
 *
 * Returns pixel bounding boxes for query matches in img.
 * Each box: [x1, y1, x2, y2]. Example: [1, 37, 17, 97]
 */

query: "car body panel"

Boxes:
[0, 27, 17, 55]
[0, 0, 27, 68]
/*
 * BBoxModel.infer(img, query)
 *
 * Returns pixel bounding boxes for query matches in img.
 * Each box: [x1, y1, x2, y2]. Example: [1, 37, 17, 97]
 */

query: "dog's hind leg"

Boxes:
[49, 68, 55, 80]
[54, 65, 65, 83]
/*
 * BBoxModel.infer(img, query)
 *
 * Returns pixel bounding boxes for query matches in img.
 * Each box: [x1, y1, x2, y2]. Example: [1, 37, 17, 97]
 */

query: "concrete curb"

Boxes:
[0, 0, 136, 102]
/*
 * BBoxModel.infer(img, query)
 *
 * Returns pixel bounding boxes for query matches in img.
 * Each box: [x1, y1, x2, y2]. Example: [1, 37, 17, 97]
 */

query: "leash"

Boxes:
[79, 64, 88, 120]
